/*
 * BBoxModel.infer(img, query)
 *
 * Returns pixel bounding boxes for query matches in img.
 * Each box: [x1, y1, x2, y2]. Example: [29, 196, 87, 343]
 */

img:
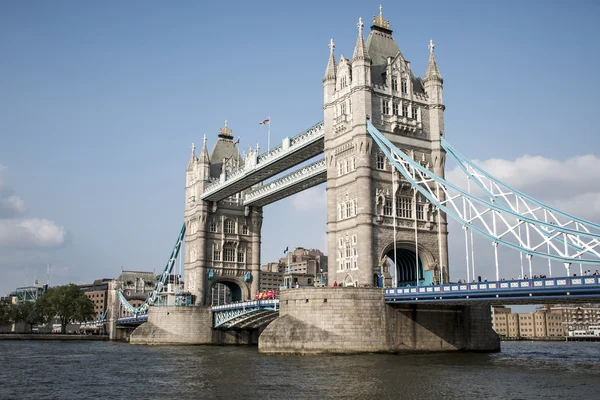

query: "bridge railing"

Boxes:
[211, 299, 279, 312]
[117, 314, 148, 325]
[385, 276, 600, 299]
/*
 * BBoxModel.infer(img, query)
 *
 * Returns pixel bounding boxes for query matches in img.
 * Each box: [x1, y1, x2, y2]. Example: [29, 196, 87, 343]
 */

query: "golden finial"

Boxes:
[373, 4, 391, 30]
[219, 119, 233, 138]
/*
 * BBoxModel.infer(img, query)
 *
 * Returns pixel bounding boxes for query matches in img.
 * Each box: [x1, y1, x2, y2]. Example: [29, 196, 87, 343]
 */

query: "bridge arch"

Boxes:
[209, 277, 250, 305]
[380, 241, 436, 286]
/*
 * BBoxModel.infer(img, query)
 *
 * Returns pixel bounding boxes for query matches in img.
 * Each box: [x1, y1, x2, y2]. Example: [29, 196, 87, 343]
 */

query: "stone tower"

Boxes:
[324, 8, 449, 288]
[184, 122, 263, 305]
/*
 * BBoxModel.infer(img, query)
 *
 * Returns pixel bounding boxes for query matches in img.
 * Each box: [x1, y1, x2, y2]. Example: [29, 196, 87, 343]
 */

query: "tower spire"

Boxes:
[424, 39, 443, 83]
[352, 17, 370, 61]
[323, 38, 337, 81]
[199, 133, 210, 164]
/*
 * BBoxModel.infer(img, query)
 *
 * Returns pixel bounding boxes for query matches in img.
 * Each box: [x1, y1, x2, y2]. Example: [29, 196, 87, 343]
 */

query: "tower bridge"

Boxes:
[105, 7, 600, 353]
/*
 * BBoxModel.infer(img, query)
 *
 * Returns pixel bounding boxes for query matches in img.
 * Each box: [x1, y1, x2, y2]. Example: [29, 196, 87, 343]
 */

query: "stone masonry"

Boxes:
[324, 8, 449, 288]
[259, 287, 500, 354]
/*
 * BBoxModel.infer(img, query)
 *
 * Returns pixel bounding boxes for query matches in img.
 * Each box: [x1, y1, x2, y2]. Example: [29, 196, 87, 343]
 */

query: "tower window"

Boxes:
[412, 106, 419, 120]
[417, 204, 424, 220]
[224, 219, 235, 234]
[382, 100, 389, 115]
[242, 225, 249, 235]
[224, 247, 236, 262]
[401, 79, 407, 94]
[376, 153, 385, 170]
[392, 102, 399, 116]
[383, 198, 393, 216]
[209, 221, 217, 233]
[402, 103, 409, 117]
[396, 196, 413, 218]
[392, 76, 398, 91]
[213, 247, 220, 261]
[237, 249, 245, 263]
[341, 102, 346, 115]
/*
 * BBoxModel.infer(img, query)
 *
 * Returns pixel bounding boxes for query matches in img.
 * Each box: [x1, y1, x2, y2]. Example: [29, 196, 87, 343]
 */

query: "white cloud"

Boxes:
[289, 186, 327, 211]
[0, 165, 66, 249]
[0, 218, 66, 249]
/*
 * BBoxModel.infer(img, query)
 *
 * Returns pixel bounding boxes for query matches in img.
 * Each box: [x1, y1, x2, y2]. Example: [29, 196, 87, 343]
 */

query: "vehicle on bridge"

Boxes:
[255, 290, 278, 300]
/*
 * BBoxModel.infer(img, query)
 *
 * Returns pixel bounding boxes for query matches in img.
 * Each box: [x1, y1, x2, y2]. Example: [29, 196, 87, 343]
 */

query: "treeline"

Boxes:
[0, 284, 95, 333]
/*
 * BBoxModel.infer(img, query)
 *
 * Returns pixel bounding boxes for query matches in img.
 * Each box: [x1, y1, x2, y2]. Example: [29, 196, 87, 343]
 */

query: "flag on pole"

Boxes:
[283, 246, 288, 254]
[234, 137, 240, 145]
[259, 118, 270, 125]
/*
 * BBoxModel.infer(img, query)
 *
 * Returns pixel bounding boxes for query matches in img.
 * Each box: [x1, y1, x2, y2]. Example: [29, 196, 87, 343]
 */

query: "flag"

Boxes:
[283, 246, 288, 254]
[234, 137, 240, 145]
[259, 118, 270, 125]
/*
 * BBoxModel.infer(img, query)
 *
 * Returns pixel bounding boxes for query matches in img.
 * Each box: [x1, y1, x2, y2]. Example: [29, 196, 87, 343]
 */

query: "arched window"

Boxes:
[224, 219, 235, 234]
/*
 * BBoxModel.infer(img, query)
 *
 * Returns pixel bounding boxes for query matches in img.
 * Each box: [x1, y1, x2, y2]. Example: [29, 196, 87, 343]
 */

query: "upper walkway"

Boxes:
[385, 275, 600, 305]
[201, 122, 324, 202]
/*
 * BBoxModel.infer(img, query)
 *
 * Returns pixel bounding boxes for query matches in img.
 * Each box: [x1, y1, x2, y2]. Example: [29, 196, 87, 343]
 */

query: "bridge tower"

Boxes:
[323, 7, 449, 288]
[184, 122, 263, 305]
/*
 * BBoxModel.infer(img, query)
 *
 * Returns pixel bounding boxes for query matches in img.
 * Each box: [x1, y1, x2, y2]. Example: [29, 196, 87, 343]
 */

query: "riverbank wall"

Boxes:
[0, 334, 108, 341]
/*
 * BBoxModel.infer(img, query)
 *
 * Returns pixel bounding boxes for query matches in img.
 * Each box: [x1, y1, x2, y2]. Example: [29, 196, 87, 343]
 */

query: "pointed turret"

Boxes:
[323, 38, 337, 82]
[351, 17, 372, 89]
[323, 38, 337, 103]
[352, 17, 370, 61]
[187, 142, 197, 171]
[199, 134, 210, 165]
[424, 40, 443, 84]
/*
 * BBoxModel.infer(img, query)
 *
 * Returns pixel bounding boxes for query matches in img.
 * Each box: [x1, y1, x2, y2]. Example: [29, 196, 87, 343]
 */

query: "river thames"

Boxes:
[1, 340, 599, 399]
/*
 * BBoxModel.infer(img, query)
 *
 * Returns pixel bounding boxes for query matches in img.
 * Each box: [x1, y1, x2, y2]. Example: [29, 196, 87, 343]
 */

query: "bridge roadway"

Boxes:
[201, 121, 324, 202]
[211, 299, 279, 329]
[385, 275, 600, 305]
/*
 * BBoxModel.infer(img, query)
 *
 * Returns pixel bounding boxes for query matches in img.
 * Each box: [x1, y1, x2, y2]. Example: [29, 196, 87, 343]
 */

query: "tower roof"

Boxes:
[323, 38, 337, 81]
[209, 120, 241, 178]
[364, 6, 425, 94]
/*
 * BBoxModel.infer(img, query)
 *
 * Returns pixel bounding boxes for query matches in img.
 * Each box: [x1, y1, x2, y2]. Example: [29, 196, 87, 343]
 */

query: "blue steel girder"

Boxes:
[366, 121, 600, 266]
[243, 158, 326, 207]
[201, 122, 324, 202]
[117, 223, 186, 315]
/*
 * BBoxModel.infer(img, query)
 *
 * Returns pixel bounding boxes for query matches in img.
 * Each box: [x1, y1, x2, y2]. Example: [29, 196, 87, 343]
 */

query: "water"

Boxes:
[1, 341, 600, 399]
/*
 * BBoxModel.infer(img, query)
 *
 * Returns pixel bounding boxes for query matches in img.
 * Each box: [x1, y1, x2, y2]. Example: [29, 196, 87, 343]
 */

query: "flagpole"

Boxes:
[268, 116, 271, 152]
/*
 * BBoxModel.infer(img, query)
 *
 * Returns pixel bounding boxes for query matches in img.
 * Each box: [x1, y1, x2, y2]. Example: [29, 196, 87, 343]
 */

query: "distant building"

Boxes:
[259, 247, 328, 291]
[78, 279, 111, 320]
[491, 304, 600, 338]
[280, 247, 327, 289]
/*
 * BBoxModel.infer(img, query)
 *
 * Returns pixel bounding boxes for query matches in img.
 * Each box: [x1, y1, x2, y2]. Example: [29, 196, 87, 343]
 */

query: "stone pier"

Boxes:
[129, 306, 260, 345]
[258, 287, 500, 354]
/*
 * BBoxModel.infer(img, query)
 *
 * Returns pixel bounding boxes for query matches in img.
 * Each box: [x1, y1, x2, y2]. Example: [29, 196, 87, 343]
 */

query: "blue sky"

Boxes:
[1, 0, 599, 295]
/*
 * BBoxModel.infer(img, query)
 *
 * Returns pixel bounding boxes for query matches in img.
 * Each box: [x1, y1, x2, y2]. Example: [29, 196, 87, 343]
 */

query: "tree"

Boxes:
[0, 301, 12, 326]
[44, 284, 95, 333]
[12, 301, 45, 332]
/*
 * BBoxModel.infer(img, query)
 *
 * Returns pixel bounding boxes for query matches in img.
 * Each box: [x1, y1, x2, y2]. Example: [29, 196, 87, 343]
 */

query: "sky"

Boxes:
[1, 0, 599, 296]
